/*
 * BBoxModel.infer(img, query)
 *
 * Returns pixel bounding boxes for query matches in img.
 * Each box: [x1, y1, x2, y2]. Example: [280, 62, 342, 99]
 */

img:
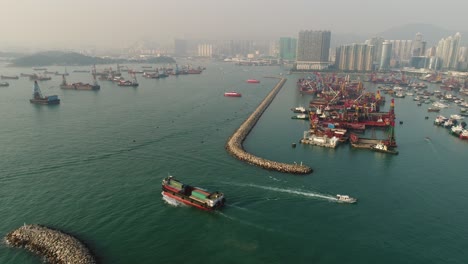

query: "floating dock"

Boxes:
[5, 224, 96, 264]
[225, 78, 313, 174]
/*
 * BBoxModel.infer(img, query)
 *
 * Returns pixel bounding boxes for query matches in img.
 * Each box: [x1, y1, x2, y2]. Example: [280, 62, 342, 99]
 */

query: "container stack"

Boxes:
[190, 190, 209, 203]
[168, 179, 184, 192]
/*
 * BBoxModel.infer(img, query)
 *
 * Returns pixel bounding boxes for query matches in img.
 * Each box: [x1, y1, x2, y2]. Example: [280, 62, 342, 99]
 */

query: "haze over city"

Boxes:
[1, 0, 468, 50]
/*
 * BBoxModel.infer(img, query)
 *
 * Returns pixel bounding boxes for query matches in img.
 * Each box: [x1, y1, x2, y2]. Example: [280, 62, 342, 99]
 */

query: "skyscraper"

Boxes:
[365, 37, 384, 65]
[335, 44, 374, 71]
[279, 37, 297, 61]
[436, 32, 462, 69]
[197, 44, 213, 57]
[389, 40, 412, 62]
[380, 41, 392, 70]
[295, 30, 331, 70]
[412, 32, 426, 56]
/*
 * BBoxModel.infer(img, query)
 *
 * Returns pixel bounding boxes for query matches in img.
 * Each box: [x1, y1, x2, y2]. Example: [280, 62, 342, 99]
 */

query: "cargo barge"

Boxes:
[162, 176, 225, 211]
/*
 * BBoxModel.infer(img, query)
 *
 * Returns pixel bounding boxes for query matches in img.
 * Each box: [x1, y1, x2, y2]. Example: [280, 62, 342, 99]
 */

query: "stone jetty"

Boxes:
[5, 224, 97, 264]
[225, 78, 313, 174]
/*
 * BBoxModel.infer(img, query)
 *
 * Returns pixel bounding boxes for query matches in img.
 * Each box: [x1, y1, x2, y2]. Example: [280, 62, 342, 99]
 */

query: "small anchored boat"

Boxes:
[224, 91, 242, 97]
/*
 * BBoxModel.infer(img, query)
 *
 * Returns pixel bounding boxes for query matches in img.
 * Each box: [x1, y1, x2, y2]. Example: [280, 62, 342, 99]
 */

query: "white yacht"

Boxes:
[336, 194, 357, 204]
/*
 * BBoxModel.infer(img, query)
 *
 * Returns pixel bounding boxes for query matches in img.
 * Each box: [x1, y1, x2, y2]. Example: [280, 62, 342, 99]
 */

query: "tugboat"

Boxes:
[162, 176, 225, 211]
[370, 141, 399, 155]
[291, 113, 309, 120]
[336, 194, 357, 204]
[29, 81, 60, 105]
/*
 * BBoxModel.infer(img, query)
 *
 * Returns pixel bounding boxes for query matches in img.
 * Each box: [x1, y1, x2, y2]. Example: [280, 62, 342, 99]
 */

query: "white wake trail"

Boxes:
[161, 192, 186, 207]
[232, 183, 338, 202]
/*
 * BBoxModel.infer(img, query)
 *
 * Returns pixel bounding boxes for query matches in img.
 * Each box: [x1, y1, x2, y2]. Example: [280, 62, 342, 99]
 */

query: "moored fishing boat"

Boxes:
[427, 107, 440, 112]
[29, 74, 51, 81]
[370, 142, 399, 155]
[291, 114, 309, 120]
[224, 91, 241, 97]
[450, 125, 463, 136]
[460, 129, 468, 140]
[291, 106, 308, 113]
[300, 130, 340, 148]
[1, 75, 19, 80]
[162, 176, 225, 211]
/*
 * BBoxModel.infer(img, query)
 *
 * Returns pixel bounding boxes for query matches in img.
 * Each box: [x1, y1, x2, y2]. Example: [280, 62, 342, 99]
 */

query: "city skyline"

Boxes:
[1, 0, 468, 50]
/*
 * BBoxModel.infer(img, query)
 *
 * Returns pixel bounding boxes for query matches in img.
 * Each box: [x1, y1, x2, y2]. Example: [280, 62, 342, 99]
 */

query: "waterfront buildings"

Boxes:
[197, 44, 213, 57]
[389, 40, 413, 63]
[457, 46, 468, 71]
[279, 37, 297, 61]
[379, 41, 392, 71]
[335, 44, 374, 71]
[365, 37, 384, 65]
[412, 32, 427, 57]
[435, 32, 462, 70]
[295, 30, 331, 70]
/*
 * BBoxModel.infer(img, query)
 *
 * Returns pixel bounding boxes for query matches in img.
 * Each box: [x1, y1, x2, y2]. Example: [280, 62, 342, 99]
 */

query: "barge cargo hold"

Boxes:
[162, 176, 225, 211]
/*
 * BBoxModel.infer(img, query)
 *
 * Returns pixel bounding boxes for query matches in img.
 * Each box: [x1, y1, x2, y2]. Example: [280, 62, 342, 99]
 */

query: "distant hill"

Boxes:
[0, 51, 25, 59]
[10, 51, 176, 67]
[375, 23, 468, 46]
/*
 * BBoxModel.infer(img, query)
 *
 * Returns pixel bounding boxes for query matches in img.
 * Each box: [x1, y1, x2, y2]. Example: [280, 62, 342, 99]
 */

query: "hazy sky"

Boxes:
[1, 0, 467, 49]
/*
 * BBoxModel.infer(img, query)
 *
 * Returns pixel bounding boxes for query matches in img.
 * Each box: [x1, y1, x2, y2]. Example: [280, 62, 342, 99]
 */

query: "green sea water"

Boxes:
[0, 62, 467, 264]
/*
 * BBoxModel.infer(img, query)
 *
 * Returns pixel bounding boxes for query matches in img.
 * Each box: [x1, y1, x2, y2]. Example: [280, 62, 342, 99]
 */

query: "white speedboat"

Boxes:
[336, 194, 357, 204]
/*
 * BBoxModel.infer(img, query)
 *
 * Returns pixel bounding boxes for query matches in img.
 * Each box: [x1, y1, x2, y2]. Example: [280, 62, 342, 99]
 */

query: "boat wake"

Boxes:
[216, 211, 286, 234]
[161, 192, 186, 208]
[229, 183, 338, 202]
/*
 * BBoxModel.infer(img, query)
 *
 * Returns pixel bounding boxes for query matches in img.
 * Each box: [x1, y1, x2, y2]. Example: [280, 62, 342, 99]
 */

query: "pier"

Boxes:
[225, 78, 313, 174]
[5, 224, 97, 264]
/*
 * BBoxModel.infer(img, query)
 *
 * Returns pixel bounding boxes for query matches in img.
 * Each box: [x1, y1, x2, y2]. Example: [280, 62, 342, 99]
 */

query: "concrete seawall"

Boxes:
[225, 78, 313, 174]
[5, 224, 97, 264]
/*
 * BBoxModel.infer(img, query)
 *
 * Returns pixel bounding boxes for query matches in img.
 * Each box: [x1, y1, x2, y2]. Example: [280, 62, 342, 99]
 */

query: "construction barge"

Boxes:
[297, 73, 399, 154]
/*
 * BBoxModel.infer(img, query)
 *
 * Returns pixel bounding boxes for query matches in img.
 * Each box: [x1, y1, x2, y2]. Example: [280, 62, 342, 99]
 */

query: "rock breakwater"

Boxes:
[225, 78, 313, 174]
[5, 224, 96, 264]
